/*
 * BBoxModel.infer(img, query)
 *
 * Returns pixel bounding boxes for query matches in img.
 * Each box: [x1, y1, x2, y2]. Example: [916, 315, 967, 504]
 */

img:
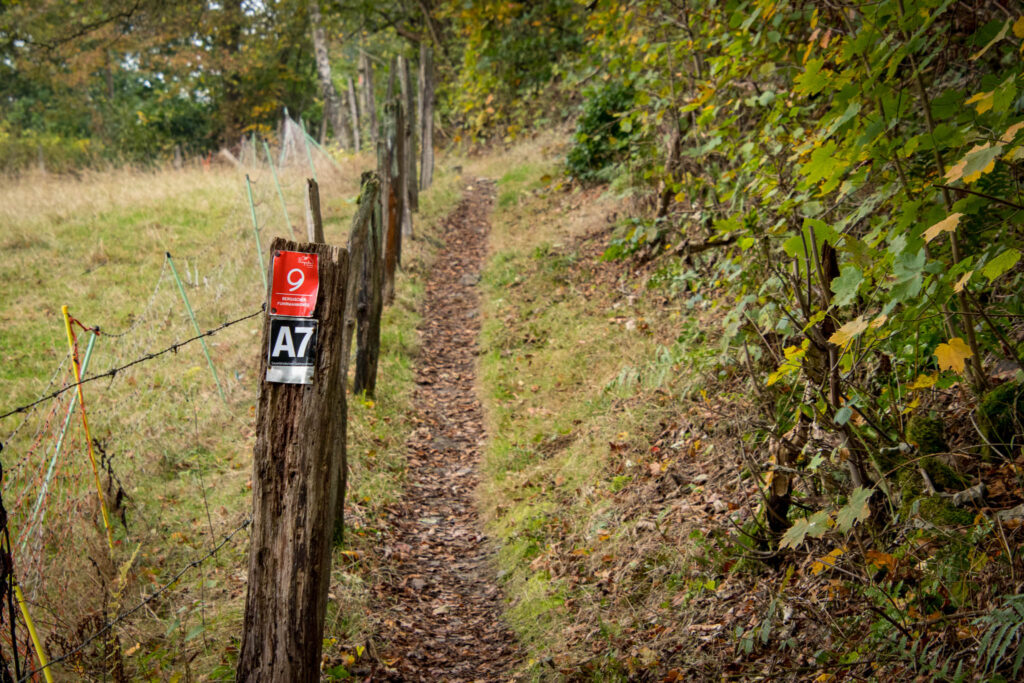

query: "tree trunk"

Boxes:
[347, 77, 361, 152]
[360, 51, 378, 146]
[418, 44, 435, 191]
[236, 237, 349, 682]
[309, 0, 350, 148]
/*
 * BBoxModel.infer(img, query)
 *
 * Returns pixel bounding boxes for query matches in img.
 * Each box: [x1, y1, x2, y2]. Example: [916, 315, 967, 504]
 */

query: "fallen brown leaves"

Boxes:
[358, 180, 521, 681]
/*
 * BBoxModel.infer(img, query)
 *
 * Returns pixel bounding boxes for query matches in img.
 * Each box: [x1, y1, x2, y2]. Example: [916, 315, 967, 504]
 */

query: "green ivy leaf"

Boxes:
[836, 487, 873, 532]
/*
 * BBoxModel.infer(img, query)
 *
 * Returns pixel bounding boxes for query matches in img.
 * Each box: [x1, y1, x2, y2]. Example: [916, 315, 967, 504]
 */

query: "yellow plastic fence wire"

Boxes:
[14, 581, 54, 683]
[61, 306, 115, 552]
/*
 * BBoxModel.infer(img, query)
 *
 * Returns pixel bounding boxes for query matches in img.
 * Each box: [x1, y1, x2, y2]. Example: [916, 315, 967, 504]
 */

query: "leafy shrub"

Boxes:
[565, 81, 636, 182]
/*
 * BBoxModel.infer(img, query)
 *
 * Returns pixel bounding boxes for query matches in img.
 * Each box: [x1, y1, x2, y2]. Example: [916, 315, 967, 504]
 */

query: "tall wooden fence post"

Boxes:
[381, 99, 402, 306]
[398, 55, 418, 219]
[354, 193, 385, 397]
[236, 237, 348, 682]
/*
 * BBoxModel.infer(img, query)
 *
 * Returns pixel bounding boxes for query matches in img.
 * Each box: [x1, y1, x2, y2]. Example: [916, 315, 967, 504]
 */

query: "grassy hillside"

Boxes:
[0, 152, 461, 679]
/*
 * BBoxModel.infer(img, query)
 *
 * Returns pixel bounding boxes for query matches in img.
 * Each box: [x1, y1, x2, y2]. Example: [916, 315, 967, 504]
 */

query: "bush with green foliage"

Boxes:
[565, 81, 636, 182]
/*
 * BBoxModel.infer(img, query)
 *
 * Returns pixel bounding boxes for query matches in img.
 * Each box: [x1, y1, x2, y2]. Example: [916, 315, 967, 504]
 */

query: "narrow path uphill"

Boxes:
[370, 179, 520, 681]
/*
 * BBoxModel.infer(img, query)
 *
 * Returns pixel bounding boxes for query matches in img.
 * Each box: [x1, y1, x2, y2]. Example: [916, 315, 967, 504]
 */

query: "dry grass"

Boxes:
[0, 146, 461, 680]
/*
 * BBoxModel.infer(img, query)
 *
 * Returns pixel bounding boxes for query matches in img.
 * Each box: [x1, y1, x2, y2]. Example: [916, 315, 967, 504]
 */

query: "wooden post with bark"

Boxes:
[342, 172, 379, 371]
[418, 44, 435, 191]
[381, 98, 402, 305]
[354, 186, 385, 396]
[236, 237, 349, 682]
[398, 55, 418, 218]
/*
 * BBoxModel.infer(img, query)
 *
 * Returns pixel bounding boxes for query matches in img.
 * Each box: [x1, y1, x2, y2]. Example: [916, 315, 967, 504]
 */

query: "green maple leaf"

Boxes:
[836, 487, 873, 532]
[830, 265, 864, 307]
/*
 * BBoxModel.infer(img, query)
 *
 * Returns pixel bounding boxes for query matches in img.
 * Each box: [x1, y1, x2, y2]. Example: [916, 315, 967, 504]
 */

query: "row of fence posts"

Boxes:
[4, 50, 429, 680]
[236, 53, 423, 672]
[234, 45, 435, 202]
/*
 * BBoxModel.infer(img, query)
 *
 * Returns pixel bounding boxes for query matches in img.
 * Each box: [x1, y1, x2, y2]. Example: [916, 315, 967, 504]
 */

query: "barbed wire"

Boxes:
[0, 306, 265, 422]
[1, 353, 71, 449]
[92, 259, 169, 339]
[18, 516, 252, 683]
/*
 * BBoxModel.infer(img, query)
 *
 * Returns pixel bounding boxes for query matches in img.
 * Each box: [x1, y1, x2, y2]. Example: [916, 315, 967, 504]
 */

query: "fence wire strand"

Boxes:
[17, 517, 252, 683]
[0, 307, 265, 422]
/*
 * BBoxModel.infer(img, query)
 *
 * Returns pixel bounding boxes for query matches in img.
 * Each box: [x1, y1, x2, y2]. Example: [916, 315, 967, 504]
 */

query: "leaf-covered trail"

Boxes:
[369, 179, 520, 681]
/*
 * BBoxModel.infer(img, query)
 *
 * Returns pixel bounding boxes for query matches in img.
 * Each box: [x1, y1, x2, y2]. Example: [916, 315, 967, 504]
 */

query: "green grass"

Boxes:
[0, 154, 465, 678]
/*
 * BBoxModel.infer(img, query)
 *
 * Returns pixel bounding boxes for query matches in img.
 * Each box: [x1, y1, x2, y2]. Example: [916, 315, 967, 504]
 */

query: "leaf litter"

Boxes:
[362, 179, 521, 681]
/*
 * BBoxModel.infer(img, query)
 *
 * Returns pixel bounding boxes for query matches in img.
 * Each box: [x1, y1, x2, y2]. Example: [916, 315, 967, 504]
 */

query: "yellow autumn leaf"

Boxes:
[869, 314, 888, 329]
[965, 90, 994, 115]
[1013, 15, 1024, 38]
[902, 396, 921, 414]
[945, 156, 968, 183]
[829, 317, 869, 348]
[909, 373, 938, 390]
[954, 270, 973, 293]
[934, 337, 974, 374]
[1002, 121, 1024, 144]
[923, 213, 963, 243]
[814, 674, 836, 683]
[811, 547, 845, 575]
[966, 159, 997, 184]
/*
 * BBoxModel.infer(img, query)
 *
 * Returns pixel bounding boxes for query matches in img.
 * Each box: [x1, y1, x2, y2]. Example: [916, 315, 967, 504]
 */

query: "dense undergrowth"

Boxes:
[466, 0, 1024, 679]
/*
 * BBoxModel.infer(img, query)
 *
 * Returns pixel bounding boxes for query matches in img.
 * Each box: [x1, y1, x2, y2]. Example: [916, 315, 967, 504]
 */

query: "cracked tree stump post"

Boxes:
[382, 97, 402, 305]
[236, 237, 348, 682]
[354, 181, 385, 397]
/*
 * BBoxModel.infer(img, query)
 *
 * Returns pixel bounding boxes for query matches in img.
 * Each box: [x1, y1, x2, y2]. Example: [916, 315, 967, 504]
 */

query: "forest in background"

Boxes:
[4, 0, 1024, 679]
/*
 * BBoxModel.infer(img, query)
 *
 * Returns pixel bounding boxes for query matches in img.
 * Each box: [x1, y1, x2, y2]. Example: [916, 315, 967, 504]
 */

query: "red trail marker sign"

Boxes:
[270, 250, 319, 317]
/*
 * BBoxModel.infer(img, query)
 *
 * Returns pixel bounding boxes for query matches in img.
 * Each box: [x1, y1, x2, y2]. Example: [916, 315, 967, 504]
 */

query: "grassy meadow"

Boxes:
[0, 149, 462, 679]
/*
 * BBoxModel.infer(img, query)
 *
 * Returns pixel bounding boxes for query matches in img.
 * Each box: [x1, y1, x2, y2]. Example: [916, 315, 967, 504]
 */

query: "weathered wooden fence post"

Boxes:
[381, 99, 402, 306]
[354, 190, 385, 397]
[306, 179, 325, 243]
[398, 55, 418, 221]
[332, 171, 380, 538]
[236, 236, 349, 682]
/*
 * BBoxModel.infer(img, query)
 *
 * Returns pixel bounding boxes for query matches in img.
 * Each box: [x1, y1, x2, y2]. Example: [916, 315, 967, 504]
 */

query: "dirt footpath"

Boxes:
[368, 180, 521, 682]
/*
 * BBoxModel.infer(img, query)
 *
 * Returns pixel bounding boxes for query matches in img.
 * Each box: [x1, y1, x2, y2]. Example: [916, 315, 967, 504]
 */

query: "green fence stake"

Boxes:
[245, 174, 269, 291]
[262, 139, 295, 239]
[301, 130, 346, 174]
[20, 331, 97, 555]
[299, 119, 318, 183]
[167, 253, 227, 404]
